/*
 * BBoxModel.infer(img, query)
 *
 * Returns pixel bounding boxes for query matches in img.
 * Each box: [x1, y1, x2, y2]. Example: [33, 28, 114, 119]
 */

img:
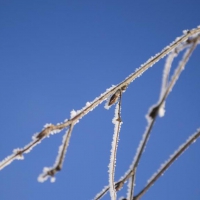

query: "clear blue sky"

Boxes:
[0, 1, 200, 200]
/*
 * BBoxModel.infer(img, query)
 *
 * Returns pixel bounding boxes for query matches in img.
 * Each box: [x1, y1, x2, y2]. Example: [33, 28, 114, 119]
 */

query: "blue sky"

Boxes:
[0, 1, 200, 200]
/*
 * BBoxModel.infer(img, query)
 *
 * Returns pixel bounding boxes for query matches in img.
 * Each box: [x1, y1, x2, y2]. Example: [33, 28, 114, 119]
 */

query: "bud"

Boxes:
[108, 89, 121, 106]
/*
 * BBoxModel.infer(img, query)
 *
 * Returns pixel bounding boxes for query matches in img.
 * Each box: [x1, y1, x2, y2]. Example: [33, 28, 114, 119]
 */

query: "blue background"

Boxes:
[0, 1, 200, 200]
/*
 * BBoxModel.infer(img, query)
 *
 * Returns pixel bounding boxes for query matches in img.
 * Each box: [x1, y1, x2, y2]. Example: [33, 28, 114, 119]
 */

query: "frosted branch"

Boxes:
[0, 26, 199, 190]
[0, 124, 62, 171]
[133, 129, 200, 200]
[38, 124, 74, 182]
[109, 92, 122, 200]
[93, 29, 200, 200]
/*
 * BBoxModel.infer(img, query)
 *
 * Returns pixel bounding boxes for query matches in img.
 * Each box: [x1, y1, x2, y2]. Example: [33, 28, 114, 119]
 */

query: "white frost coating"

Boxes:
[104, 85, 117, 110]
[126, 178, 132, 199]
[160, 51, 176, 99]
[32, 132, 39, 140]
[93, 185, 109, 200]
[125, 119, 152, 198]
[43, 123, 62, 136]
[43, 123, 53, 128]
[38, 167, 50, 182]
[50, 129, 61, 135]
[50, 177, 56, 183]
[23, 139, 42, 154]
[104, 100, 111, 110]
[86, 102, 91, 106]
[108, 103, 122, 200]
[114, 121, 152, 188]
[158, 50, 175, 117]
[70, 109, 77, 118]
[13, 148, 24, 160]
[159, 41, 190, 117]
[158, 103, 166, 117]
[147, 129, 200, 184]
[126, 179, 136, 200]
[183, 29, 189, 34]
[0, 131, 46, 171]
[0, 154, 16, 170]
[53, 130, 69, 168]
[168, 47, 191, 94]
[38, 128, 71, 183]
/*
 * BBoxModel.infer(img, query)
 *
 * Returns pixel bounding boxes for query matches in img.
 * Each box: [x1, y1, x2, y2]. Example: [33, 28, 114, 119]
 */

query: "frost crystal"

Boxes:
[50, 177, 56, 183]
[44, 123, 53, 128]
[70, 109, 77, 118]
[86, 102, 91, 106]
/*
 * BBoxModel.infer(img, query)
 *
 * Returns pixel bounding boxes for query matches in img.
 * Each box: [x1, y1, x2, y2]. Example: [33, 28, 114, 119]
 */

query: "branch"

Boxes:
[126, 33, 199, 198]
[93, 29, 200, 200]
[133, 129, 200, 200]
[1, 26, 200, 177]
[109, 91, 122, 200]
[38, 123, 74, 182]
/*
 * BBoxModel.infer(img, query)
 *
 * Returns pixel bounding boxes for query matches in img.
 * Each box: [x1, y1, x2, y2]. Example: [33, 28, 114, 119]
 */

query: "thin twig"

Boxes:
[128, 172, 136, 200]
[133, 129, 200, 200]
[109, 91, 122, 200]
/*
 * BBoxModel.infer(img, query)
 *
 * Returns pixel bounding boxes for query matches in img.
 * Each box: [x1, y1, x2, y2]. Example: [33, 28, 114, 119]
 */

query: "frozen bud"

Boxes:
[149, 105, 159, 119]
[108, 89, 121, 106]
[121, 84, 127, 92]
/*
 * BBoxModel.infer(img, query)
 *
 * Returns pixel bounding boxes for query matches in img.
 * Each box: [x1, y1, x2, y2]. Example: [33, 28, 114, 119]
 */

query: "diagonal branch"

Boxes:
[133, 129, 200, 200]
[1, 26, 200, 175]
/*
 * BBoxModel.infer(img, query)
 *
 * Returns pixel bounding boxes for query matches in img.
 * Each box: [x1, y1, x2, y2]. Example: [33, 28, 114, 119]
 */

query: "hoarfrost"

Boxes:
[38, 167, 50, 183]
[183, 29, 189, 34]
[86, 102, 91, 106]
[108, 103, 122, 200]
[53, 130, 69, 169]
[50, 177, 56, 183]
[147, 129, 200, 184]
[104, 101, 111, 110]
[0, 154, 16, 170]
[50, 129, 61, 135]
[44, 123, 53, 129]
[32, 132, 39, 140]
[158, 103, 165, 117]
[70, 109, 77, 118]
[93, 185, 109, 200]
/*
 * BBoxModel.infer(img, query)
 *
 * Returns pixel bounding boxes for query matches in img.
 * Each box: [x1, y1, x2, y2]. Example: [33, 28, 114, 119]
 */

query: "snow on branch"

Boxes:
[134, 129, 200, 200]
